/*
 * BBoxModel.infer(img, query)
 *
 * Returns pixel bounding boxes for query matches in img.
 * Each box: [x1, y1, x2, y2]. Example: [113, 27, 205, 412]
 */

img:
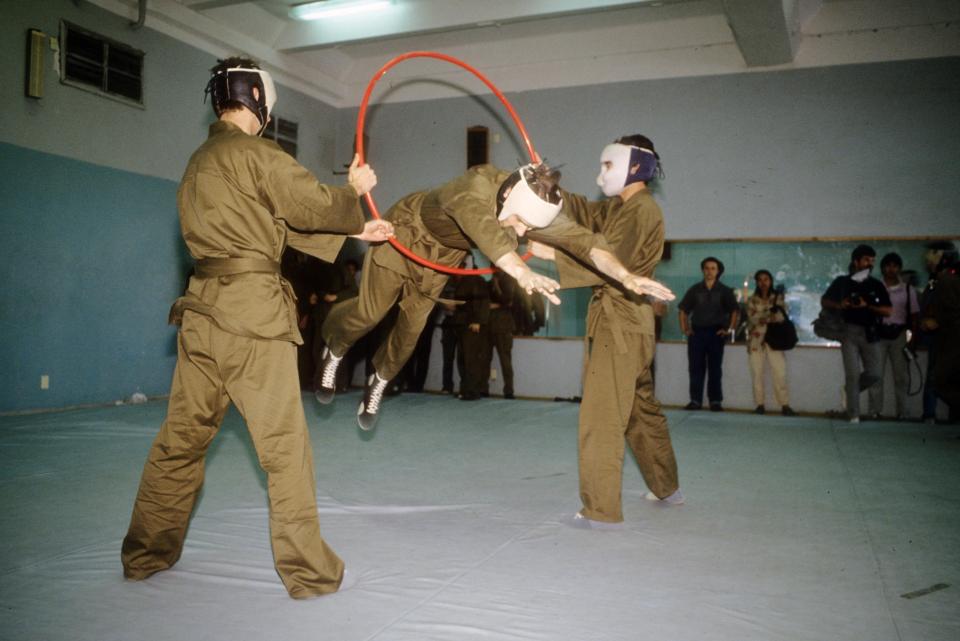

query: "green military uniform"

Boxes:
[554, 188, 680, 524]
[933, 271, 960, 409]
[322, 164, 606, 382]
[455, 274, 491, 398]
[483, 271, 517, 396]
[122, 120, 363, 598]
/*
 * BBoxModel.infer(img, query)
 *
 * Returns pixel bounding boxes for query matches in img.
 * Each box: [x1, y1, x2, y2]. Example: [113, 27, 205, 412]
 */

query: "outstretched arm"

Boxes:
[529, 241, 674, 302]
[494, 251, 562, 305]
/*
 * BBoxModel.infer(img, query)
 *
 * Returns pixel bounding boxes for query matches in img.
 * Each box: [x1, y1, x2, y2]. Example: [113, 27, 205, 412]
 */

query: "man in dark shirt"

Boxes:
[821, 244, 892, 423]
[678, 257, 739, 411]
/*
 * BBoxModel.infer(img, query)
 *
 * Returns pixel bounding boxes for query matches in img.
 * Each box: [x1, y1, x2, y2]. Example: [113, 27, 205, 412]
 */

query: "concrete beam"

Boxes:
[722, 0, 800, 66]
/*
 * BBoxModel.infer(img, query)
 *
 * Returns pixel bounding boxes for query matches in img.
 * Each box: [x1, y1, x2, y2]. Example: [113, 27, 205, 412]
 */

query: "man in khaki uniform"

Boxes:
[482, 270, 517, 398]
[120, 58, 392, 599]
[455, 272, 491, 400]
[531, 134, 681, 529]
[317, 163, 673, 430]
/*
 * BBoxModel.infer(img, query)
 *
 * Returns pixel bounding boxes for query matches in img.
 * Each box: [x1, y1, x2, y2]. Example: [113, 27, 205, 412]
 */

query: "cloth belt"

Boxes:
[587, 288, 629, 355]
[194, 257, 281, 278]
[169, 257, 297, 342]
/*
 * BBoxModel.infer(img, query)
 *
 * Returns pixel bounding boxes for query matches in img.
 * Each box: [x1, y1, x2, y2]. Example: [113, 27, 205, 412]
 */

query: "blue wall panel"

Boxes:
[0, 143, 187, 412]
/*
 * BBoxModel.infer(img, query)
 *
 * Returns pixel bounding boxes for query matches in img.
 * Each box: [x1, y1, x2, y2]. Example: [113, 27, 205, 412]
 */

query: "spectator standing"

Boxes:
[917, 241, 960, 423]
[821, 244, 892, 423]
[868, 253, 919, 419]
[455, 272, 490, 401]
[678, 257, 738, 411]
[483, 270, 517, 398]
[438, 276, 462, 394]
[745, 270, 795, 416]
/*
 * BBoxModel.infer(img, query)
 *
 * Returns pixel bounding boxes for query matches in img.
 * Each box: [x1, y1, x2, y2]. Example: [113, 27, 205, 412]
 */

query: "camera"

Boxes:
[848, 292, 862, 305]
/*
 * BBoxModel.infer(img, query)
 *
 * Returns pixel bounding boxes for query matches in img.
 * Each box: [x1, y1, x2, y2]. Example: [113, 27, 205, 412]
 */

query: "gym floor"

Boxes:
[2, 392, 957, 641]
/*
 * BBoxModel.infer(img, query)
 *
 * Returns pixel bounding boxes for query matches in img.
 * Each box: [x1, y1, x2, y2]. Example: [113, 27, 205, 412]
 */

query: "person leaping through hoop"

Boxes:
[316, 162, 675, 431]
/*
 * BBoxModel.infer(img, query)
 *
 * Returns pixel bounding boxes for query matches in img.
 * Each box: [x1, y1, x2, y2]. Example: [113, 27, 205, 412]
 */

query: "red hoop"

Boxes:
[356, 51, 537, 276]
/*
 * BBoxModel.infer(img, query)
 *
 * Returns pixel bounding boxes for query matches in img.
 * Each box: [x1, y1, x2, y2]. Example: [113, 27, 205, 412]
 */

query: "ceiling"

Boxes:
[88, 0, 960, 106]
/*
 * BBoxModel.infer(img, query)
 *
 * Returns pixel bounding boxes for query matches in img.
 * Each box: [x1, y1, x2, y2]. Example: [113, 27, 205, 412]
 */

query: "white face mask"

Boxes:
[596, 143, 633, 197]
[497, 165, 563, 229]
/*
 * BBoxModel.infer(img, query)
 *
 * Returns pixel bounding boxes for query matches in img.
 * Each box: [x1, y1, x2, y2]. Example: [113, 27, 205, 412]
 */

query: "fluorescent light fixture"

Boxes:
[290, 0, 393, 21]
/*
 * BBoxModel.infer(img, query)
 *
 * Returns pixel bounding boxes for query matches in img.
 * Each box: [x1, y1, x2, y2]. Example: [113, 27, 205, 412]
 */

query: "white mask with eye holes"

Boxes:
[597, 143, 633, 197]
[497, 165, 563, 229]
[597, 143, 659, 197]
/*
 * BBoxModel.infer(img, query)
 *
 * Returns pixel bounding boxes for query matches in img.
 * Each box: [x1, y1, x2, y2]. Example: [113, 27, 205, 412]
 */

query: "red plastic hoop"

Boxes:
[356, 51, 538, 276]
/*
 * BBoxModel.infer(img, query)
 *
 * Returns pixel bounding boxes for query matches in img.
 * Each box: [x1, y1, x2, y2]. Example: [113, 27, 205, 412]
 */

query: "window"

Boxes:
[467, 126, 489, 168]
[265, 117, 299, 158]
[60, 21, 144, 106]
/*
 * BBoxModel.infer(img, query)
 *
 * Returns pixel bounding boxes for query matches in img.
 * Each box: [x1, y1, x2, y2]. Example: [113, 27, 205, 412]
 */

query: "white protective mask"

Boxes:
[497, 165, 563, 229]
[596, 143, 633, 197]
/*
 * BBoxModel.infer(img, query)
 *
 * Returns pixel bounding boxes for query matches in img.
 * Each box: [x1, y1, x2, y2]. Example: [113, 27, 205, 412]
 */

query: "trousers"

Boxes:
[323, 250, 447, 381]
[687, 326, 726, 404]
[748, 344, 789, 407]
[840, 324, 883, 418]
[121, 311, 343, 598]
[579, 324, 679, 523]
[868, 330, 909, 417]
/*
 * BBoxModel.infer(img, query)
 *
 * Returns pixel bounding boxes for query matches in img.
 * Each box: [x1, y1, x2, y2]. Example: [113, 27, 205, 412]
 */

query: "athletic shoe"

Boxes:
[337, 568, 357, 592]
[568, 512, 624, 531]
[315, 347, 343, 405]
[644, 488, 685, 505]
[754, 405, 766, 414]
[684, 401, 701, 410]
[709, 403, 723, 412]
[848, 416, 860, 424]
[781, 406, 796, 416]
[357, 372, 390, 431]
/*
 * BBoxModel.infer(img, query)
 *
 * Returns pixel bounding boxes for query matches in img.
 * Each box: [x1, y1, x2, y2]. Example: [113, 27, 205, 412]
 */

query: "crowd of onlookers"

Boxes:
[676, 241, 959, 423]
[284, 240, 959, 423]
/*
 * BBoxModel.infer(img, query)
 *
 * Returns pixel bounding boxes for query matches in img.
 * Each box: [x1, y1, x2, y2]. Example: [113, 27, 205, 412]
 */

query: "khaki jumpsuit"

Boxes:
[483, 272, 517, 396]
[121, 121, 364, 599]
[455, 274, 491, 398]
[322, 164, 605, 381]
[555, 189, 680, 523]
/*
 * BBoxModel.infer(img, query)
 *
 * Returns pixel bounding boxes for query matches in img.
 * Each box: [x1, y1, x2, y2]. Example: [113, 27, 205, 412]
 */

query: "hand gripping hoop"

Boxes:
[356, 51, 538, 276]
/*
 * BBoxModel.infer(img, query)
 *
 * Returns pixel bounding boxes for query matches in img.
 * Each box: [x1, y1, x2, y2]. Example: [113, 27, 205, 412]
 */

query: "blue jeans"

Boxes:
[688, 326, 725, 405]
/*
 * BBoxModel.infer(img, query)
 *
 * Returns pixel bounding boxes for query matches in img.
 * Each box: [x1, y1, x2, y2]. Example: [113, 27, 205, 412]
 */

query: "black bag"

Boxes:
[812, 307, 846, 341]
[876, 323, 905, 341]
[764, 305, 798, 351]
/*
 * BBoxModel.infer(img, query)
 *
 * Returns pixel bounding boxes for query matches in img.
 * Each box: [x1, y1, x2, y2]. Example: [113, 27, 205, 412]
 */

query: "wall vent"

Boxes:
[60, 21, 144, 107]
[265, 117, 298, 158]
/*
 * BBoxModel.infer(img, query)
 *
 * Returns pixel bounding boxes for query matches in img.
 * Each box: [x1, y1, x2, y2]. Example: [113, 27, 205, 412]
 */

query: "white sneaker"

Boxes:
[337, 568, 357, 592]
[568, 512, 624, 531]
[644, 488, 685, 505]
[357, 372, 390, 431]
[848, 416, 860, 424]
[315, 347, 343, 405]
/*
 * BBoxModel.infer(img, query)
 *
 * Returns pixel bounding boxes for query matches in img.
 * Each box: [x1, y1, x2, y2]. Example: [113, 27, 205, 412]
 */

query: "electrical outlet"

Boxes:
[40, 374, 49, 390]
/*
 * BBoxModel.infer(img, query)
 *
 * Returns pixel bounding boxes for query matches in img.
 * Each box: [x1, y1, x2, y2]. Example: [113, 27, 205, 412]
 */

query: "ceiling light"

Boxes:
[290, 0, 394, 21]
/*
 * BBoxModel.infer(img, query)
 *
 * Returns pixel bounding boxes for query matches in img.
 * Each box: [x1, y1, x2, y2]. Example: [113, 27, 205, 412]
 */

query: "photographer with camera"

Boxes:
[821, 245, 892, 423]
